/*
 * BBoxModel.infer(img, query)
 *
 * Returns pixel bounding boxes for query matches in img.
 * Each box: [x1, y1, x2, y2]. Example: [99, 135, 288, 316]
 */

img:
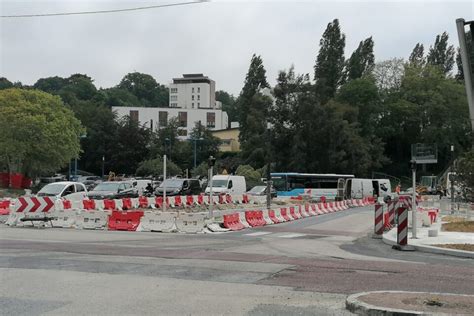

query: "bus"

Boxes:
[271, 172, 354, 199]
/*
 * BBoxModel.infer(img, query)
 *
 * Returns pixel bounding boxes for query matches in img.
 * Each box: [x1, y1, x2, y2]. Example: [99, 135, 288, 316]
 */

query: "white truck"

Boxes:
[205, 175, 247, 195]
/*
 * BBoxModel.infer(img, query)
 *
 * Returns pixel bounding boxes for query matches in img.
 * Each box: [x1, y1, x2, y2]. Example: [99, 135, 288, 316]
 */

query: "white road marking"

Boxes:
[244, 232, 272, 237]
[276, 233, 306, 238]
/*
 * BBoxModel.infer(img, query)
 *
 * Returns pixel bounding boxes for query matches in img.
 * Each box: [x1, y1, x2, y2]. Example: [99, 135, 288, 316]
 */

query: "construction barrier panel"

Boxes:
[267, 209, 280, 224]
[280, 208, 292, 221]
[175, 212, 207, 233]
[261, 210, 274, 225]
[245, 210, 266, 227]
[51, 209, 78, 228]
[76, 211, 109, 230]
[138, 211, 177, 232]
[289, 206, 301, 220]
[238, 211, 251, 228]
[108, 210, 144, 231]
[223, 213, 245, 231]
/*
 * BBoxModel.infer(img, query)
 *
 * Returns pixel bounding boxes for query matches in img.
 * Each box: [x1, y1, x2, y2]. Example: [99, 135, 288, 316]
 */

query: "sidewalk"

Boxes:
[383, 219, 474, 258]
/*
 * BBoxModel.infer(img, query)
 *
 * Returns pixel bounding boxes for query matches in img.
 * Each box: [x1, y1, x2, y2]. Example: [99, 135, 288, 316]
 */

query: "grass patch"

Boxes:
[442, 221, 474, 233]
[434, 244, 474, 252]
[441, 216, 466, 223]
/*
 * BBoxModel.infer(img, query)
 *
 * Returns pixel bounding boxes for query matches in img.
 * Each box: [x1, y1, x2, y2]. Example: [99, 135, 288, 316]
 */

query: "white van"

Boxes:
[373, 179, 392, 201]
[205, 175, 247, 195]
[344, 178, 374, 199]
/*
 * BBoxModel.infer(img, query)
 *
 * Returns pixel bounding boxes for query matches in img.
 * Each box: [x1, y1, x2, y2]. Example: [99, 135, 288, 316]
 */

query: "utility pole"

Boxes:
[411, 160, 417, 239]
[208, 156, 216, 218]
[451, 145, 455, 214]
[101, 155, 105, 178]
[163, 154, 167, 212]
[456, 18, 474, 148]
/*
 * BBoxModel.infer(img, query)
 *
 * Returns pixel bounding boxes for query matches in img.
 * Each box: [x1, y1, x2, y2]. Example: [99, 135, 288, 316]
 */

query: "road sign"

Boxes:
[411, 143, 438, 164]
[15, 197, 55, 213]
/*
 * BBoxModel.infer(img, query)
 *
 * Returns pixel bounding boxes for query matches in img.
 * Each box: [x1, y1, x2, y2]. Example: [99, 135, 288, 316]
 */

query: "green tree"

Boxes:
[216, 90, 237, 123]
[102, 87, 140, 107]
[408, 43, 425, 68]
[136, 157, 181, 177]
[118, 72, 168, 107]
[0, 89, 84, 177]
[0, 77, 14, 90]
[235, 164, 263, 190]
[314, 19, 346, 103]
[189, 122, 221, 166]
[426, 32, 455, 76]
[107, 116, 151, 175]
[236, 54, 272, 168]
[345, 37, 375, 81]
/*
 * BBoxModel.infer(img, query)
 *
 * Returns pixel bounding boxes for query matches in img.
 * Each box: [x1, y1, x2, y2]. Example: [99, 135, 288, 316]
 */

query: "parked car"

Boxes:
[155, 178, 202, 196]
[79, 176, 102, 191]
[132, 179, 153, 195]
[247, 185, 277, 198]
[87, 181, 138, 200]
[37, 181, 88, 201]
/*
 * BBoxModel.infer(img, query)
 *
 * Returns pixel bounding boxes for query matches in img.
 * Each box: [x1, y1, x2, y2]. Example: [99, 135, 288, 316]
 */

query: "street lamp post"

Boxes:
[165, 138, 171, 161]
[102, 155, 105, 178]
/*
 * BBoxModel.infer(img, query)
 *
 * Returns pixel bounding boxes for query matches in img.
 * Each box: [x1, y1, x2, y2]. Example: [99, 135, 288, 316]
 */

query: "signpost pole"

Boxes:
[411, 161, 417, 239]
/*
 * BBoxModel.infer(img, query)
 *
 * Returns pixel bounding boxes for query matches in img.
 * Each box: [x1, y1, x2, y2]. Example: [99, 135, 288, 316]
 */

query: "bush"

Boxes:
[136, 157, 181, 177]
[235, 164, 264, 190]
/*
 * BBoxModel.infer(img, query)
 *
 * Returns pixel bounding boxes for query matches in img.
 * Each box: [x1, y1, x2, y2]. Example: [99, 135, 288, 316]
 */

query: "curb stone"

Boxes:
[382, 231, 474, 259]
[346, 291, 472, 316]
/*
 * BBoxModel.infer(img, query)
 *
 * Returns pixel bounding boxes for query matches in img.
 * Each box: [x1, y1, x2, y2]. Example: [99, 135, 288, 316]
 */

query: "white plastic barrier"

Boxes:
[274, 208, 286, 222]
[138, 211, 177, 232]
[51, 209, 78, 228]
[5, 212, 24, 226]
[206, 223, 230, 232]
[76, 211, 109, 230]
[262, 210, 274, 225]
[238, 211, 251, 228]
[175, 212, 207, 233]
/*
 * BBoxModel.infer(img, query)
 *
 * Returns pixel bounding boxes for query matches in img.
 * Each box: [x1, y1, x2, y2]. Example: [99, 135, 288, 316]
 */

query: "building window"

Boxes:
[170, 95, 177, 101]
[197, 87, 200, 93]
[178, 129, 187, 137]
[178, 112, 187, 127]
[192, 102, 194, 108]
[206, 112, 215, 128]
[197, 95, 200, 100]
[192, 87, 195, 93]
[130, 110, 139, 122]
[197, 102, 200, 107]
[170, 88, 178, 93]
[159, 111, 168, 127]
[170, 103, 178, 108]
[150, 119, 153, 131]
[192, 95, 194, 101]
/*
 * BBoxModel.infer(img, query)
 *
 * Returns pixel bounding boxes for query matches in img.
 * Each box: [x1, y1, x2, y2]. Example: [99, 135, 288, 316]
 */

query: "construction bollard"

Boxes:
[372, 203, 384, 239]
[392, 206, 415, 251]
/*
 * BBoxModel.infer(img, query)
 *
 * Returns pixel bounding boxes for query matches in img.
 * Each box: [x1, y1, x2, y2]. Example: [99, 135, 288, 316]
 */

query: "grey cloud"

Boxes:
[1, 0, 472, 95]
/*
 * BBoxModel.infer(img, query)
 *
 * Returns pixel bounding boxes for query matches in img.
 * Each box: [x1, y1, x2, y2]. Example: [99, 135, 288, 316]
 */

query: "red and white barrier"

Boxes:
[397, 205, 408, 246]
[373, 203, 384, 237]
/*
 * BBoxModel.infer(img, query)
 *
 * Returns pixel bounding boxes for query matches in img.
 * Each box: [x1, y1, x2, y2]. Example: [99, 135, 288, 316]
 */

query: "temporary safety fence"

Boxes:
[5, 197, 370, 234]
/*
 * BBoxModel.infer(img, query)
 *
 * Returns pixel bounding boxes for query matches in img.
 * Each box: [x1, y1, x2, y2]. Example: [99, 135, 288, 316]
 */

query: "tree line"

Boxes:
[1, 19, 473, 186]
[235, 19, 472, 184]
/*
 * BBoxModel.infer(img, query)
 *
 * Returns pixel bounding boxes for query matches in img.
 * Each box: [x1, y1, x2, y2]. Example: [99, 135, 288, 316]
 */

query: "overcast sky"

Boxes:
[1, 0, 473, 95]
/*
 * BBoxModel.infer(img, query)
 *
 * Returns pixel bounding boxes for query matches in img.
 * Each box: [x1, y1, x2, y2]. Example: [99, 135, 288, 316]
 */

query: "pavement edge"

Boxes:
[345, 291, 463, 316]
[382, 230, 474, 259]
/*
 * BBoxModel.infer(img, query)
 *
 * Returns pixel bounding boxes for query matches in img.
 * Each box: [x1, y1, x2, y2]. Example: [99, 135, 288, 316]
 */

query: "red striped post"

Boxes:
[388, 200, 395, 226]
[373, 203, 384, 238]
[397, 206, 408, 246]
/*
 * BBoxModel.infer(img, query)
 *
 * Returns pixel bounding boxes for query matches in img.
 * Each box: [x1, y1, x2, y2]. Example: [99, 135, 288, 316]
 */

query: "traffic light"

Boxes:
[207, 156, 216, 168]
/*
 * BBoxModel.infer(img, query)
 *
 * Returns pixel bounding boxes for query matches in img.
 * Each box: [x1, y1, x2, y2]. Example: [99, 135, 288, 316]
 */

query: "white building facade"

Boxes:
[112, 106, 229, 140]
[169, 74, 221, 110]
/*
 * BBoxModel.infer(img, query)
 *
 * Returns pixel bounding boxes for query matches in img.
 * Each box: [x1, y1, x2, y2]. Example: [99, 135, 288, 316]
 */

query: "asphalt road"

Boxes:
[0, 206, 473, 315]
